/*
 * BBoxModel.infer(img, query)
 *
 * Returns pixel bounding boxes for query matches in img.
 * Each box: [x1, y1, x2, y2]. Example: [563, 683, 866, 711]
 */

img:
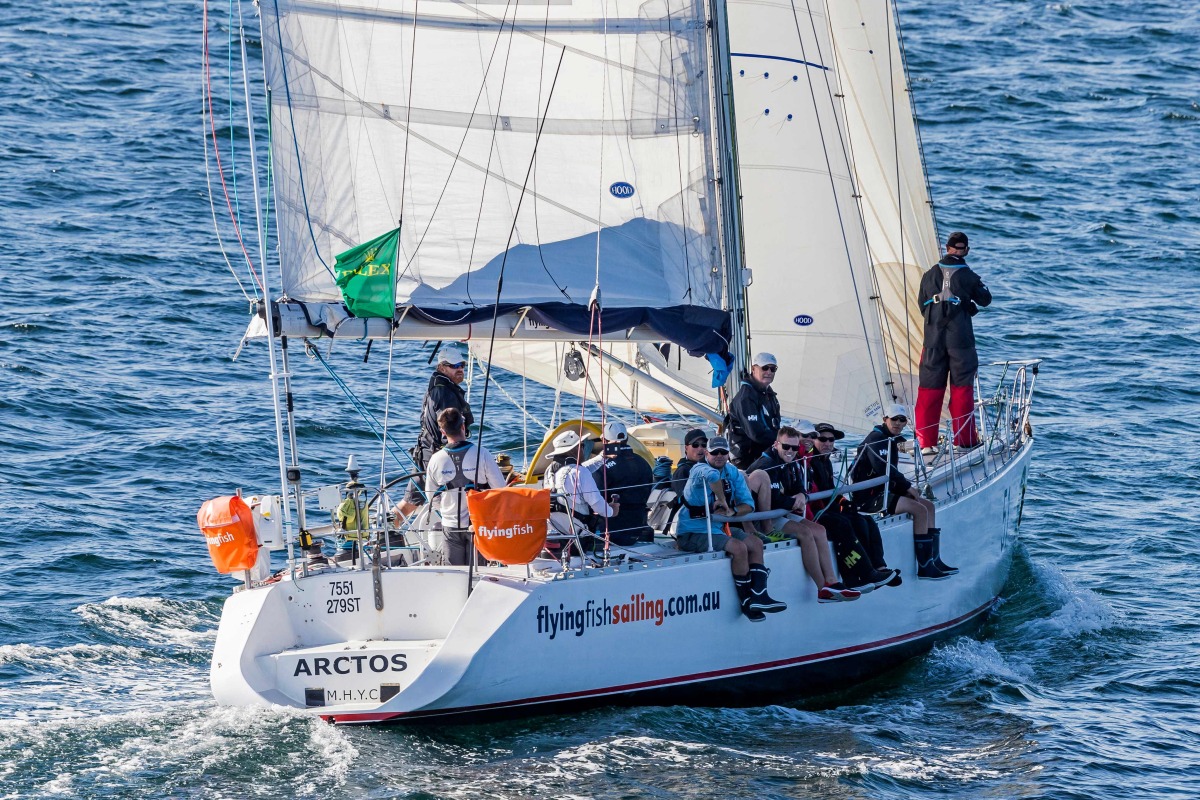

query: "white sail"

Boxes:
[471, 340, 720, 417]
[261, 0, 724, 315]
[828, 0, 938, 406]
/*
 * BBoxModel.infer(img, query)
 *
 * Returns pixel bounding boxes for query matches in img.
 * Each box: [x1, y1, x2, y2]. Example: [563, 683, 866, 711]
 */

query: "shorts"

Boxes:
[402, 477, 427, 507]
[677, 526, 749, 553]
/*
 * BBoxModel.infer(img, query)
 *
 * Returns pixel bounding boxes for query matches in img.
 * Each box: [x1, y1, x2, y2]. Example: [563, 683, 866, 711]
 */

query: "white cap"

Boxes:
[792, 419, 817, 436]
[602, 420, 628, 441]
[549, 429, 584, 457]
[438, 344, 466, 366]
[883, 403, 909, 420]
[751, 352, 778, 368]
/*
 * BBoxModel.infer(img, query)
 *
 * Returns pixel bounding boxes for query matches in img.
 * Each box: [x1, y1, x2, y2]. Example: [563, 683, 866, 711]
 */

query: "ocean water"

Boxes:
[2, 0, 1199, 797]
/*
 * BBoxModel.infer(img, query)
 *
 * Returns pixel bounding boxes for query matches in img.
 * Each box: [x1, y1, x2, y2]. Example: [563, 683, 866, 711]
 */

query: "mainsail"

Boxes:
[256, 0, 938, 434]
[261, 0, 728, 349]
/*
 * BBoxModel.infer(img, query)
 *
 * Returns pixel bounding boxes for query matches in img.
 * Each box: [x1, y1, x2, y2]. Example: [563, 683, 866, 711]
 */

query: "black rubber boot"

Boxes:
[914, 533, 949, 580]
[928, 528, 959, 575]
[747, 564, 787, 614]
[734, 574, 765, 622]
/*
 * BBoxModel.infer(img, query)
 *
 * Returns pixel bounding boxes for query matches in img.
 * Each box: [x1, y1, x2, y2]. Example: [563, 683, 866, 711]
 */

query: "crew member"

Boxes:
[809, 421, 900, 590]
[915, 231, 992, 453]
[745, 425, 862, 602]
[546, 429, 619, 555]
[851, 405, 955, 580]
[585, 421, 654, 546]
[677, 436, 787, 621]
[395, 344, 474, 519]
[726, 352, 782, 469]
[423, 407, 506, 566]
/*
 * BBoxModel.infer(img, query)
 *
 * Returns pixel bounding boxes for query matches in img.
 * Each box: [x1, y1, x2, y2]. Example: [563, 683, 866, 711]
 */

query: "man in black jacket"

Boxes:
[810, 422, 899, 589]
[915, 231, 992, 453]
[586, 421, 654, 545]
[727, 352, 782, 469]
[851, 405, 954, 580]
[394, 344, 475, 518]
[745, 425, 862, 602]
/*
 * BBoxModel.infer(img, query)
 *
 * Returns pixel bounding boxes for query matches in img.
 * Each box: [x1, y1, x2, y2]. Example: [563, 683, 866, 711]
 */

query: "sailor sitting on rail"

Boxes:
[744, 425, 862, 603]
[676, 436, 787, 622]
[851, 404, 956, 581]
[424, 407, 506, 566]
[545, 429, 619, 554]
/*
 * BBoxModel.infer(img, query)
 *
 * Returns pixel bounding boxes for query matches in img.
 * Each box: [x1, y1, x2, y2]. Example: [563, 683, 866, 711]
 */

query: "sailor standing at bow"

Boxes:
[914, 232, 992, 454]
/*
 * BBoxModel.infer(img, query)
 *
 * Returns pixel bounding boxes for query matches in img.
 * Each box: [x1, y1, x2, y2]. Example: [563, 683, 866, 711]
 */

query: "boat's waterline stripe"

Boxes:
[731, 52, 829, 71]
[323, 596, 996, 724]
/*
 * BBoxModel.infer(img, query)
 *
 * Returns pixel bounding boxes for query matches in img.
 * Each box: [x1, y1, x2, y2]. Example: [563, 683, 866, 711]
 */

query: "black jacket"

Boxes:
[418, 372, 474, 455]
[747, 448, 807, 511]
[726, 374, 781, 467]
[807, 452, 844, 513]
[671, 457, 699, 497]
[850, 424, 912, 512]
[590, 443, 653, 544]
[918, 255, 992, 350]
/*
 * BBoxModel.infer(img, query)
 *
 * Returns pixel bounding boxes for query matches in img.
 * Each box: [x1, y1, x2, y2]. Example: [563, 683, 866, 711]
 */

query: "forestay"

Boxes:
[261, 0, 725, 325]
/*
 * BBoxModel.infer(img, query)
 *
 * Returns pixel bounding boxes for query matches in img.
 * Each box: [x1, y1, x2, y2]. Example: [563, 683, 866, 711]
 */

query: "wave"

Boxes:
[73, 596, 220, 649]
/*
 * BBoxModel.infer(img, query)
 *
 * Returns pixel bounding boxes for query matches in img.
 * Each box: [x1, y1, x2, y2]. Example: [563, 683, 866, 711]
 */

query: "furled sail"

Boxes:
[261, 0, 728, 350]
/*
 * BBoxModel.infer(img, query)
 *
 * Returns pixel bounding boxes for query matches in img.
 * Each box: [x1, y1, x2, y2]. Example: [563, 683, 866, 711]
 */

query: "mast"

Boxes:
[707, 0, 750, 391]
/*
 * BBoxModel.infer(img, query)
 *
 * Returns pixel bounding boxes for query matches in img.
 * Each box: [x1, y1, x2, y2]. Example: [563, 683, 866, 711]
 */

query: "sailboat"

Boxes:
[202, 0, 1039, 722]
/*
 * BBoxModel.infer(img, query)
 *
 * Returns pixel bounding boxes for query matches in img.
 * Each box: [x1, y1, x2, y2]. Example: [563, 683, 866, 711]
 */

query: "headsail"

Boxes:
[261, 0, 729, 352]
[639, 0, 939, 432]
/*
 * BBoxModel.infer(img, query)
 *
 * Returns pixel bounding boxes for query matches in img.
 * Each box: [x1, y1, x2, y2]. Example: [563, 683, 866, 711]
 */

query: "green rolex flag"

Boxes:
[333, 227, 399, 319]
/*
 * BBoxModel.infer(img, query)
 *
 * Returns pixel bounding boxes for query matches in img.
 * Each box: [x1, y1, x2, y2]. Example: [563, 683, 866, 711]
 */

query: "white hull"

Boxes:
[211, 441, 1033, 723]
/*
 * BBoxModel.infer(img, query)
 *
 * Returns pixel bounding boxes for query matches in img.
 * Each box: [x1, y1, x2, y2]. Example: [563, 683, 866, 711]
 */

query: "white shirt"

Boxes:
[424, 442, 507, 529]
[553, 461, 615, 517]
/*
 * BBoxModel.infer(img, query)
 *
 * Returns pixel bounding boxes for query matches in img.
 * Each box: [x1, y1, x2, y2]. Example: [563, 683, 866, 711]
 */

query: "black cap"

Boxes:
[946, 231, 969, 249]
[814, 422, 845, 440]
[684, 428, 708, 446]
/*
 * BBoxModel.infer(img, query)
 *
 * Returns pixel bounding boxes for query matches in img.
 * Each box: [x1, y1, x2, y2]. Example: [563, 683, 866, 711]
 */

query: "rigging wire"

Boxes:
[201, 0, 264, 297]
[470, 47, 568, 568]
[463, 0, 522, 306]
[305, 343, 413, 470]
[267, 0, 335, 279]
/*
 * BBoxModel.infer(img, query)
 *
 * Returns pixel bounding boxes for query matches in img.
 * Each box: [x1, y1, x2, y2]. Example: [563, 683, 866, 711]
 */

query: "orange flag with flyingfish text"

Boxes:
[467, 487, 550, 565]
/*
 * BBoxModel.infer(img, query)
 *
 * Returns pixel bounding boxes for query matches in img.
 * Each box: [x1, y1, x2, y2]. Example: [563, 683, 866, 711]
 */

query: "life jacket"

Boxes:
[436, 442, 477, 529]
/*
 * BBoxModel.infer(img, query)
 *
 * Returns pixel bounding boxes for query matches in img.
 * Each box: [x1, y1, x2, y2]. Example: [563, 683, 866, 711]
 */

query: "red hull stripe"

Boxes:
[324, 597, 996, 724]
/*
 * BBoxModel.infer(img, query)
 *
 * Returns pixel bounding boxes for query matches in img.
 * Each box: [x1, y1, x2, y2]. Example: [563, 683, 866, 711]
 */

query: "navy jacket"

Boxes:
[918, 255, 992, 350]
[726, 374, 781, 467]
[589, 443, 653, 544]
[850, 424, 912, 512]
[418, 372, 474, 455]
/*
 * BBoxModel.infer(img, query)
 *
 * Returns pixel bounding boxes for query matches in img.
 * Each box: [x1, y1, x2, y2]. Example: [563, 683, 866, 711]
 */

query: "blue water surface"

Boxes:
[1, 0, 1199, 798]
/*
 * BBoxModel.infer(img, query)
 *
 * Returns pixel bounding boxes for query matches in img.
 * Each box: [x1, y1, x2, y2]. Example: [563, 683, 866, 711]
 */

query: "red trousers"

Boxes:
[915, 384, 979, 448]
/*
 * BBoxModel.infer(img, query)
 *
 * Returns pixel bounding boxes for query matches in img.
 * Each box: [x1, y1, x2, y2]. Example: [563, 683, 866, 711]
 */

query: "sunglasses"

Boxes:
[758, 365, 778, 372]
[442, 361, 467, 369]
[888, 416, 908, 424]
[778, 443, 800, 452]
[817, 435, 837, 443]
[708, 449, 729, 456]
[688, 440, 708, 448]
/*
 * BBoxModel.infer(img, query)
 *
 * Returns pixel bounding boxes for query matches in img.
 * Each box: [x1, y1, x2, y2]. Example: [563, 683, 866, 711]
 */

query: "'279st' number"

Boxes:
[327, 580, 359, 614]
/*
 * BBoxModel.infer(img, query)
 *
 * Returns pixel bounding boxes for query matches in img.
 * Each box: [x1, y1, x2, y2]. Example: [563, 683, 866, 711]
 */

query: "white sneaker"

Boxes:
[920, 446, 939, 457]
